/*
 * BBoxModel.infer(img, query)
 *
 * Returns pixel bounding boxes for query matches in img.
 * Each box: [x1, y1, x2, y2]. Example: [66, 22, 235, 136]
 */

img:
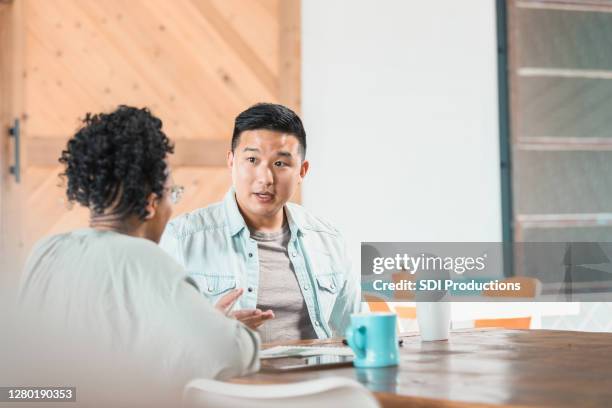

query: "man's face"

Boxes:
[228, 129, 308, 221]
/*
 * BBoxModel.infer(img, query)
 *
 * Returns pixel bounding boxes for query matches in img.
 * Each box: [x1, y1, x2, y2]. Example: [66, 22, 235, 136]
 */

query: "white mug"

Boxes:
[416, 302, 451, 341]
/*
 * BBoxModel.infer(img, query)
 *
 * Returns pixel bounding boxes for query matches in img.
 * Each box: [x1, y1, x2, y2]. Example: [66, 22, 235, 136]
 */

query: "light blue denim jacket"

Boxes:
[159, 189, 360, 339]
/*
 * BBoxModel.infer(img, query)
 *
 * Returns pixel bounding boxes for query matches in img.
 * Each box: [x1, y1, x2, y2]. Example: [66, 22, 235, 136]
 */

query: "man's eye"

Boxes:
[274, 161, 287, 167]
[247, 157, 256, 164]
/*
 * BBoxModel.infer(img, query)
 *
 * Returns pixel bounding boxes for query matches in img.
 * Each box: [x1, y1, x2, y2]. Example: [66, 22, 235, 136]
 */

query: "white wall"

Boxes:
[302, 0, 502, 264]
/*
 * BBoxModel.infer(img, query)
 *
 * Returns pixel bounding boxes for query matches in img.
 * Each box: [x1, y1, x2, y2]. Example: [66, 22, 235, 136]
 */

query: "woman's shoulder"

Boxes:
[30, 229, 183, 275]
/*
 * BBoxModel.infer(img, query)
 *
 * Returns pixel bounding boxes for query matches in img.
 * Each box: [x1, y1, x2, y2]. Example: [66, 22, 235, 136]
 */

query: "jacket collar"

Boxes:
[223, 188, 304, 238]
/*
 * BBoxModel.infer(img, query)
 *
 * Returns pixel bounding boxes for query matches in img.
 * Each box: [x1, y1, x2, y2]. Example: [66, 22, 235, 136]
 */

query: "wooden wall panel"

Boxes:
[0, 0, 26, 285]
[29, 166, 233, 239]
[171, 166, 233, 215]
[0, 2, 10, 275]
[23, 0, 283, 140]
[10, 0, 301, 258]
[25, 137, 229, 166]
[279, 0, 301, 113]
[211, 0, 279, 78]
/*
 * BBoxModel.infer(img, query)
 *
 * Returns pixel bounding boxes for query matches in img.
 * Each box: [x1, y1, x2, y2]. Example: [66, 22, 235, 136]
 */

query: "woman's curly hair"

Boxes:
[59, 106, 174, 220]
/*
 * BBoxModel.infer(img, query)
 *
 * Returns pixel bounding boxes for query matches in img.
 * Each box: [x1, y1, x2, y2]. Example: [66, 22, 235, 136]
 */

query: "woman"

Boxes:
[18, 106, 259, 406]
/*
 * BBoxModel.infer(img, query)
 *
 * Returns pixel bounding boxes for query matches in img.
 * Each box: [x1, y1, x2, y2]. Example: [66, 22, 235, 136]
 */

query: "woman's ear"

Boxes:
[144, 192, 158, 220]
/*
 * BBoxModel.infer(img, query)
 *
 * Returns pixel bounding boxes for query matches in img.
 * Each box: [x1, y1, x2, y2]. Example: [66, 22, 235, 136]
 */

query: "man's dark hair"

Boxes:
[231, 103, 307, 159]
[59, 105, 174, 220]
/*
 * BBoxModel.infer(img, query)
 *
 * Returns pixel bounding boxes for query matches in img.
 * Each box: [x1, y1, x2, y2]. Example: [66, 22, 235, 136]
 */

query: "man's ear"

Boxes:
[144, 192, 158, 220]
[227, 150, 234, 169]
[298, 160, 309, 183]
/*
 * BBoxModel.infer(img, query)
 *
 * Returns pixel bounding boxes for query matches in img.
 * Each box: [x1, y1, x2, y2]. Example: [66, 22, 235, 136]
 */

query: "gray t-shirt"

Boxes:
[18, 228, 260, 385]
[252, 225, 317, 343]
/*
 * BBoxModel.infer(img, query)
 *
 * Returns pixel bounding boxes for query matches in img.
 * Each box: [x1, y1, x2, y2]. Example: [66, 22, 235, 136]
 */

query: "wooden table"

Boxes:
[233, 329, 612, 407]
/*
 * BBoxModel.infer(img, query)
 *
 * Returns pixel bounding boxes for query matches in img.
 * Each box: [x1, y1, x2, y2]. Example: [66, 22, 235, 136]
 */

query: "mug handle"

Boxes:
[346, 325, 367, 358]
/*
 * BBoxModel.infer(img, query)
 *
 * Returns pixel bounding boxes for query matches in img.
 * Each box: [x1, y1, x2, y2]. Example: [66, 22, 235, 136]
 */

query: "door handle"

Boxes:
[8, 118, 20, 183]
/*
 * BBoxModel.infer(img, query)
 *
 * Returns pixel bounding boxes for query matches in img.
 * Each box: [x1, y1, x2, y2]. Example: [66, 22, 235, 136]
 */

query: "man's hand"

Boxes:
[215, 288, 275, 330]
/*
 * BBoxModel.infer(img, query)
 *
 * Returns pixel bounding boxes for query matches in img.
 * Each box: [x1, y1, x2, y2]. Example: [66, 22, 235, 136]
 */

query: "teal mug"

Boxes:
[345, 313, 399, 368]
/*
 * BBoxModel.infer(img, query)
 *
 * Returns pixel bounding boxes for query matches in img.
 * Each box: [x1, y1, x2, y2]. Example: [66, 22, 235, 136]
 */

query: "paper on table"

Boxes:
[260, 346, 355, 359]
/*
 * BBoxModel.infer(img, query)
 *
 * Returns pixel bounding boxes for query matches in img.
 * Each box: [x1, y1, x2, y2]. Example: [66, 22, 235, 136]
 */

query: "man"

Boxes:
[160, 103, 360, 343]
[17, 106, 259, 405]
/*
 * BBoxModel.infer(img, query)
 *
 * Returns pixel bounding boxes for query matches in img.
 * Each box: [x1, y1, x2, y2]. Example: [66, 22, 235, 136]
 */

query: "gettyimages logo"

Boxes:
[371, 253, 488, 275]
[361, 242, 612, 302]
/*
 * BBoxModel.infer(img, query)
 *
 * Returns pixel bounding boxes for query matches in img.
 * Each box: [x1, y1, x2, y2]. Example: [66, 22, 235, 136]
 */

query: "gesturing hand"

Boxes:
[215, 288, 275, 330]
[229, 308, 275, 330]
[215, 288, 244, 315]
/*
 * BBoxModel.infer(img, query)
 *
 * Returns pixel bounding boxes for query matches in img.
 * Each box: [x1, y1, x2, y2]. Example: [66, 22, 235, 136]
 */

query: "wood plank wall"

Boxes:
[0, 0, 26, 286]
[4, 0, 301, 260]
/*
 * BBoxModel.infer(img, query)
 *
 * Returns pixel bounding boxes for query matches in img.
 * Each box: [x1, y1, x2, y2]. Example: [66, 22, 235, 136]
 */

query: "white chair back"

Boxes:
[183, 376, 380, 408]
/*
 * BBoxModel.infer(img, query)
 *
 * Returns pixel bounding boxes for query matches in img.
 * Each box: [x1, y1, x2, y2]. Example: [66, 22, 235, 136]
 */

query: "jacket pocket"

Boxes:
[190, 274, 237, 297]
[314, 273, 343, 324]
[315, 273, 341, 294]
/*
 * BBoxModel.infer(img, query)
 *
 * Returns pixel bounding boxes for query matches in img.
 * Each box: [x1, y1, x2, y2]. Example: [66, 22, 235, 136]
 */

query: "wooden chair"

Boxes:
[474, 277, 542, 329]
[367, 277, 543, 330]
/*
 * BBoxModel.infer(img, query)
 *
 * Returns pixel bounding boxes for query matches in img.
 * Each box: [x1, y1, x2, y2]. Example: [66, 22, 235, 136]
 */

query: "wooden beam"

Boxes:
[279, 0, 302, 203]
[170, 138, 228, 167]
[279, 0, 301, 114]
[0, 0, 9, 264]
[25, 137, 230, 167]
[0, 0, 25, 283]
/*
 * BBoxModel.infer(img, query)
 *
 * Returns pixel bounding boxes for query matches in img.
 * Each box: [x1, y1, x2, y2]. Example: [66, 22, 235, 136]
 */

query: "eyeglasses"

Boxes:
[167, 185, 184, 204]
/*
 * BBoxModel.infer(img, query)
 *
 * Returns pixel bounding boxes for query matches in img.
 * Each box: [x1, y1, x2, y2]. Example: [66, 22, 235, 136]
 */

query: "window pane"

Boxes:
[513, 150, 612, 214]
[517, 6, 612, 70]
[516, 77, 612, 138]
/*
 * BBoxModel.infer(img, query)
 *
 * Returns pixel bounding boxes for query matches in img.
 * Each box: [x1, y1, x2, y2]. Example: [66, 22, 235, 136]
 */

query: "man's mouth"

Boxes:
[253, 192, 274, 203]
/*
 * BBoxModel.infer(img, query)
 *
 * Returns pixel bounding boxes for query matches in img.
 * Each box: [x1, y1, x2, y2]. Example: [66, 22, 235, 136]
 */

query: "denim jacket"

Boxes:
[159, 189, 360, 339]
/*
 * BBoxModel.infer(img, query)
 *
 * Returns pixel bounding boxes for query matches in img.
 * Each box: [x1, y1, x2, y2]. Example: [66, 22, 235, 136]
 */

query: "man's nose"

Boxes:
[255, 163, 274, 185]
